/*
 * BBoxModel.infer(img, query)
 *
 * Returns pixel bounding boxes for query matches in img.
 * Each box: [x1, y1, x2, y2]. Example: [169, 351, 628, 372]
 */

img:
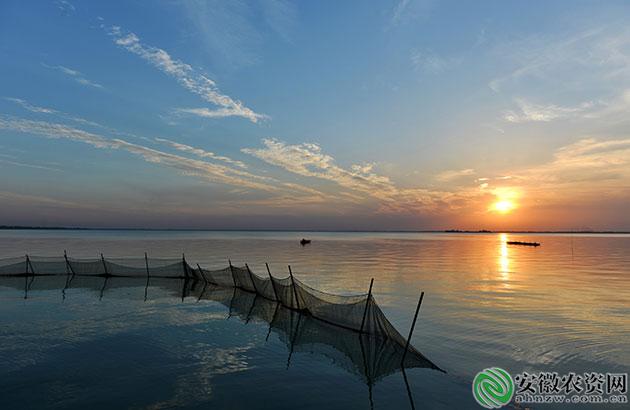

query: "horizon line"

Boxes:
[1, 226, 629, 234]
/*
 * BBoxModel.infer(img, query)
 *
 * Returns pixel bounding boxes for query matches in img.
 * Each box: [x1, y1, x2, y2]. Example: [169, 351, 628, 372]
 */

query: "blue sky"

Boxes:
[1, 0, 630, 230]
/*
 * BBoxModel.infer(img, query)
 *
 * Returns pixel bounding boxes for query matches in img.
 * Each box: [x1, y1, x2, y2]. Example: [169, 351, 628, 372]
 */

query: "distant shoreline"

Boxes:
[1, 226, 628, 234]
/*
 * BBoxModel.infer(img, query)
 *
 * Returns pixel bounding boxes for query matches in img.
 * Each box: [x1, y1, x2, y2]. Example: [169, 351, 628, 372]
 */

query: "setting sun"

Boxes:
[489, 188, 520, 214]
[492, 200, 515, 214]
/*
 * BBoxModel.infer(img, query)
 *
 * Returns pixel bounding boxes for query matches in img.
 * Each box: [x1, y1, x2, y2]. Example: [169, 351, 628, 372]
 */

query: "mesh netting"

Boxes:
[194, 286, 441, 382]
[0, 253, 432, 374]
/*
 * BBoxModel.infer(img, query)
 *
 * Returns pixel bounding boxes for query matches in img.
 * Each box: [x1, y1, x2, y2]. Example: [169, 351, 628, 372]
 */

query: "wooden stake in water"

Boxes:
[401, 291, 424, 367]
[360, 278, 375, 333]
[245, 263, 258, 294]
[228, 259, 237, 288]
[144, 252, 150, 278]
[100, 253, 109, 276]
[288, 265, 301, 310]
[266, 263, 279, 301]
[197, 263, 208, 284]
[182, 253, 189, 279]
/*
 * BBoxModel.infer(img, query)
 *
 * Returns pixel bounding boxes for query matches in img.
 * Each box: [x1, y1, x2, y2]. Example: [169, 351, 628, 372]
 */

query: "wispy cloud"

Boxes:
[42, 64, 104, 89]
[503, 98, 599, 123]
[410, 49, 459, 73]
[4, 97, 57, 114]
[0, 116, 323, 201]
[243, 139, 393, 194]
[55, 0, 75, 15]
[435, 168, 475, 182]
[489, 25, 630, 93]
[391, 0, 411, 25]
[525, 138, 630, 187]
[0, 116, 265, 190]
[475, 137, 630, 213]
[174, 107, 257, 121]
[389, 0, 436, 27]
[108, 25, 267, 123]
[154, 137, 247, 169]
[242, 138, 468, 214]
[0, 158, 61, 172]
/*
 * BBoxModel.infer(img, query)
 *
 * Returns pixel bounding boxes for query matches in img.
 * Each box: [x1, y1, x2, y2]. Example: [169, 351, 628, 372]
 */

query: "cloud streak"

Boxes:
[154, 137, 247, 169]
[43, 64, 104, 89]
[503, 98, 599, 123]
[0, 116, 298, 195]
[4, 97, 57, 114]
[410, 49, 459, 73]
[242, 138, 467, 214]
[0, 115, 334, 207]
[108, 26, 267, 123]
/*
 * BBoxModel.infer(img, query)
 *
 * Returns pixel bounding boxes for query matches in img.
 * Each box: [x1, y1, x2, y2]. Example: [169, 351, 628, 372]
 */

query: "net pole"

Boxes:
[196, 264, 208, 284]
[228, 259, 237, 288]
[64, 250, 70, 275]
[182, 253, 189, 279]
[401, 367, 417, 410]
[359, 278, 374, 333]
[100, 253, 109, 276]
[24, 254, 32, 276]
[144, 252, 150, 278]
[245, 263, 258, 294]
[266, 263, 279, 301]
[401, 291, 424, 366]
[26, 255, 35, 276]
[64, 250, 76, 276]
[288, 265, 301, 310]
[143, 252, 150, 302]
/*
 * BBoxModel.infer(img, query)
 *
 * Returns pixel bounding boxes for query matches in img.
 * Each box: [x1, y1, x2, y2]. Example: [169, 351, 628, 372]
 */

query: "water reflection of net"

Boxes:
[0, 254, 440, 376]
[196, 286, 441, 384]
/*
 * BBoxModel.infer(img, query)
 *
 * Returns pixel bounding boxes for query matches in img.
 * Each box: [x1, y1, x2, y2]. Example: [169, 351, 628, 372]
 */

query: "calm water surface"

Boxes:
[0, 230, 629, 409]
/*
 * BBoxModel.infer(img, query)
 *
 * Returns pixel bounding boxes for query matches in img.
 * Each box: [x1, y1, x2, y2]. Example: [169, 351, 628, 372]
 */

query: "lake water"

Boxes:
[0, 230, 629, 409]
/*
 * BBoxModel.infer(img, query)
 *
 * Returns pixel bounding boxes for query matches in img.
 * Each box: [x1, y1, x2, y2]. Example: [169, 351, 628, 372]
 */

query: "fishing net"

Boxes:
[195, 286, 441, 383]
[0, 253, 432, 372]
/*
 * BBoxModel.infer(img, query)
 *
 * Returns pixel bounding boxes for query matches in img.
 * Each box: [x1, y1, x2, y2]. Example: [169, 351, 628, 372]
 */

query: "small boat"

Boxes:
[300, 238, 311, 246]
[507, 241, 540, 247]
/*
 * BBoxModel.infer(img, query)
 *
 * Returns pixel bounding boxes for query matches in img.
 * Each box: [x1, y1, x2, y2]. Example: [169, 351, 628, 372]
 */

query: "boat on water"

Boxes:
[300, 238, 311, 246]
[507, 241, 540, 247]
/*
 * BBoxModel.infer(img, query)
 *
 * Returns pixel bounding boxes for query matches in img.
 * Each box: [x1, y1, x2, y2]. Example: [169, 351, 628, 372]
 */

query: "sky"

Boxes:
[1, 0, 630, 231]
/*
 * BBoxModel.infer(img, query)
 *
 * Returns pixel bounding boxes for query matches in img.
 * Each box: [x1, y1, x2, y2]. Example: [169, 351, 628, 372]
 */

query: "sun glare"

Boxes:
[489, 188, 519, 214]
[492, 200, 515, 214]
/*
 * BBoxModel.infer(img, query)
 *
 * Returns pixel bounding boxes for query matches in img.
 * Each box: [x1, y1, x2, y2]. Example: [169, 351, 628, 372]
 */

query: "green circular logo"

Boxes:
[473, 367, 514, 409]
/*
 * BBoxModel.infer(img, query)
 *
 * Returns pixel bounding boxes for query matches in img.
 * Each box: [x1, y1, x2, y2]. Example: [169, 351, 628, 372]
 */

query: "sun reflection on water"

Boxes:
[499, 233, 509, 279]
